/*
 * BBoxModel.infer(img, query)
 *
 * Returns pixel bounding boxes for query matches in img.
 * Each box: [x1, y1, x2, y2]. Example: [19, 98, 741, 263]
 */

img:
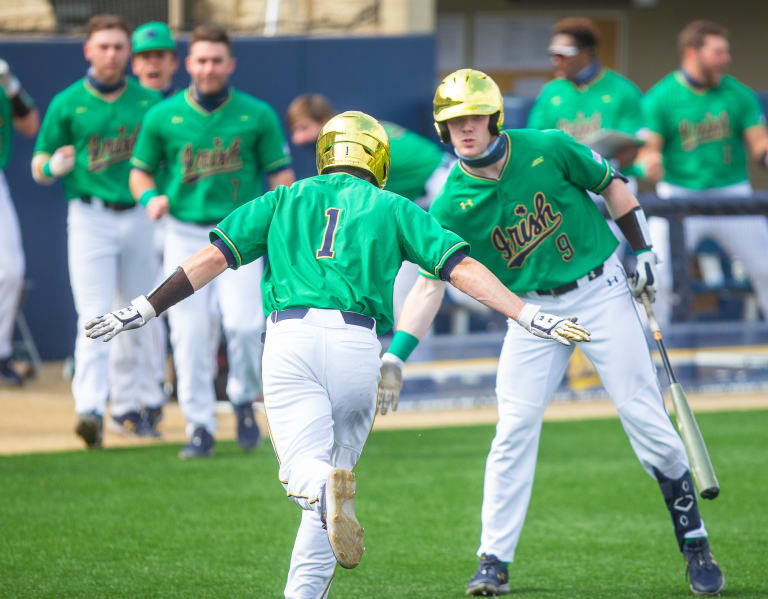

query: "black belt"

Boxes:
[270, 308, 375, 330]
[534, 264, 604, 297]
[79, 196, 136, 212]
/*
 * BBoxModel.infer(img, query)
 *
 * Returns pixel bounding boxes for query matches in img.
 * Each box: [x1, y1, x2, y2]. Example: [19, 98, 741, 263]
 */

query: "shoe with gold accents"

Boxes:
[324, 468, 364, 569]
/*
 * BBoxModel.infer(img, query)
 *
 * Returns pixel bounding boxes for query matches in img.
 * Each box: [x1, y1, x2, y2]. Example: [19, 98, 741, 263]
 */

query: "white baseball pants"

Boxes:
[262, 309, 380, 599]
[650, 180, 768, 324]
[478, 254, 703, 563]
[0, 171, 24, 360]
[164, 217, 264, 437]
[68, 199, 158, 417]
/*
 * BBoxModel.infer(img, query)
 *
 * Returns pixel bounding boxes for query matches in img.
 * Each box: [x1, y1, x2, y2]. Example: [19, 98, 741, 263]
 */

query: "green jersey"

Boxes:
[527, 68, 643, 140]
[34, 78, 160, 204]
[132, 87, 291, 224]
[643, 72, 765, 189]
[424, 129, 617, 294]
[211, 173, 468, 334]
[0, 87, 15, 169]
[382, 122, 444, 201]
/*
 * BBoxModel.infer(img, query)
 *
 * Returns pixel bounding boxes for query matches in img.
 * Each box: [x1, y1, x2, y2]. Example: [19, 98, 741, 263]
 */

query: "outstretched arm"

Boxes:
[84, 244, 228, 341]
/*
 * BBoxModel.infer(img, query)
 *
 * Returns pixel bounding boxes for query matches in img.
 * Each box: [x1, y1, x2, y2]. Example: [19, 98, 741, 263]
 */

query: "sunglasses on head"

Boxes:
[548, 45, 581, 57]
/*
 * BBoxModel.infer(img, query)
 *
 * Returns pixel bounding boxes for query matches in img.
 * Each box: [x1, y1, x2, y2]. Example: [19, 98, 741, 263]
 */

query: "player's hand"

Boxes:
[146, 195, 170, 220]
[0, 59, 20, 97]
[49, 145, 75, 177]
[376, 353, 403, 415]
[517, 303, 591, 346]
[630, 251, 659, 302]
[84, 296, 156, 342]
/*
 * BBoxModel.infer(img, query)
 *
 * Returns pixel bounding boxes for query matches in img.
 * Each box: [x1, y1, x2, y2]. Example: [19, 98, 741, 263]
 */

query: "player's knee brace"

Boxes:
[653, 467, 702, 551]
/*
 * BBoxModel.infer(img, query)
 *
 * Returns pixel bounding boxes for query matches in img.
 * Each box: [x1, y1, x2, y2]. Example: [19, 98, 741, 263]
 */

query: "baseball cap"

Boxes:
[132, 22, 175, 54]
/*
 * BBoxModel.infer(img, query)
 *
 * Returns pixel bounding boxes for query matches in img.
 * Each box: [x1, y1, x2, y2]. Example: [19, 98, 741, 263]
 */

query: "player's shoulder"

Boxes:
[719, 74, 757, 97]
[125, 77, 162, 100]
[382, 121, 409, 140]
[602, 68, 642, 96]
[229, 87, 279, 115]
[51, 78, 88, 102]
[507, 127, 571, 152]
[645, 72, 679, 98]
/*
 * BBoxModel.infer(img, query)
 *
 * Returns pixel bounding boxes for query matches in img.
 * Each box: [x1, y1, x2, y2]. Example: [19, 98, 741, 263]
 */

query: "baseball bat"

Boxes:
[640, 293, 720, 500]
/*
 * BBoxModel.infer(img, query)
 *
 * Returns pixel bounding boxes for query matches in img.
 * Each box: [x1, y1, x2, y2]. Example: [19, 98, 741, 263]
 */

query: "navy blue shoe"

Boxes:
[233, 402, 260, 451]
[466, 554, 510, 596]
[75, 412, 103, 448]
[683, 538, 725, 596]
[108, 411, 146, 437]
[0, 357, 22, 386]
[141, 406, 163, 438]
[179, 426, 215, 459]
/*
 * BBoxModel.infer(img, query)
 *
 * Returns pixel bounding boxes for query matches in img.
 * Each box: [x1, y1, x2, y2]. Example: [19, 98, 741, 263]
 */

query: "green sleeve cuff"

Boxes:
[42, 161, 53, 178]
[590, 161, 613, 193]
[418, 267, 440, 280]
[139, 189, 158, 206]
[387, 330, 420, 362]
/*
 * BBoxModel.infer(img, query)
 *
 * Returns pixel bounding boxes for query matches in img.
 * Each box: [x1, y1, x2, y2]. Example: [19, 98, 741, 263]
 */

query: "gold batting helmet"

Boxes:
[433, 68, 504, 143]
[316, 110, 390, 188]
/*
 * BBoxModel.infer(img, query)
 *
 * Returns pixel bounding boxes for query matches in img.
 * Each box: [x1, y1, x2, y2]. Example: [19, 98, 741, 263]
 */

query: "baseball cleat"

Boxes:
[108, 410, 158, 438]
[141, 406, 163, 437]
[233, 401, 261, 451]
[178, 426, 215, 459]
[75, 412, 103, 449]
[0, 357, 23, 386]
[325, 468, 364, 569]
[466, 553, 510, 596]
[683, 538, 725, 596]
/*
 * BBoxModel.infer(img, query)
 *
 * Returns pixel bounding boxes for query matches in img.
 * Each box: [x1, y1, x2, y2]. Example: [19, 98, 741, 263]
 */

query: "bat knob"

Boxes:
[700, 487, 720, 500]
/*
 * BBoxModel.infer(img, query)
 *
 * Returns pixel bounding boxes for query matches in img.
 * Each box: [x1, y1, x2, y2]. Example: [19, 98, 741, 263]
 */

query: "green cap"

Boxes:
[132, 22, 175, 54]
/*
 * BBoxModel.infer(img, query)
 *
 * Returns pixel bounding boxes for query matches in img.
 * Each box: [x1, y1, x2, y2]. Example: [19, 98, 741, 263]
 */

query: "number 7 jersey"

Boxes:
[210, 172, 468, 334]
[131, 87, 291, 224]
[426, 129, 619, 294]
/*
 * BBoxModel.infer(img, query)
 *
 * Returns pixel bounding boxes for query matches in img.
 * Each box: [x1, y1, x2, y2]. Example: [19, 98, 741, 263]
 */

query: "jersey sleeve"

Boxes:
[641, 86, 667, 138]
[210, 189, 279, 269]
[737, 84, 766, 132]
[395, 195, 469, 278]
[34, 93, 69, 157]
[130, 106, 163, 173]
[617, 85, 644, 136]
[550, 130, 614, 193]
[254, 103, 292, 174]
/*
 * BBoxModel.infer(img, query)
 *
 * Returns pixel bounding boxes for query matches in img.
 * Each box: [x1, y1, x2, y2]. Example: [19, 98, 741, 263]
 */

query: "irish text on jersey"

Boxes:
[87, 125, 139, 172]
[490, 192, 563, 268]
[181, 137, 243, 184]
[678, 111, 732, 151]
[556, 112, 602, 142]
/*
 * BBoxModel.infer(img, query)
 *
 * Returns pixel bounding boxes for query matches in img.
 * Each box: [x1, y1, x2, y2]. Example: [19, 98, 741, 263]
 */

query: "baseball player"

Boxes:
[31, 15, 163, 446]
[129, 25, 295, 459]
[120, 21, 182, 432]
[287, 93, 457, 321]
[0, 59, 39, 386]
[83, 109, 590, 599]
[639, 20, 768, 324]
[382, 69, 725, 596]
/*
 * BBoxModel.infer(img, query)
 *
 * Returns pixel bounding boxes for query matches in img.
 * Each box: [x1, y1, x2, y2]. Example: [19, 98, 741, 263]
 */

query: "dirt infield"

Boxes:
[2, 363, 767, 455]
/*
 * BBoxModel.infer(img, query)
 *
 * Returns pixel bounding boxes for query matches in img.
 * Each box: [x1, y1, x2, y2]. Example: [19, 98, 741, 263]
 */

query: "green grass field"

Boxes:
[2, 410, 767, 598]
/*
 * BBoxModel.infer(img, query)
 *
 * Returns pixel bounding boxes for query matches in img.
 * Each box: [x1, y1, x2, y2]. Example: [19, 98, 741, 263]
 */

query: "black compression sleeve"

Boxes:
[439, 250, 468, 281]
[212, 238, 237, 268]
[615, 207, 652, 252]
[10, 91, 33, 118]
[146, 267, 194, 316]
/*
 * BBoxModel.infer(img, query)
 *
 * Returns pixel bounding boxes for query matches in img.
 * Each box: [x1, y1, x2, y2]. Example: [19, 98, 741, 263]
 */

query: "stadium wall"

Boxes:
[0, 34, 436, 359]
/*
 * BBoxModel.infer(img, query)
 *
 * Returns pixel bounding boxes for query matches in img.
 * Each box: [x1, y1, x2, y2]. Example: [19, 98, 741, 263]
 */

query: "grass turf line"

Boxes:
[1, 410, 766, 598]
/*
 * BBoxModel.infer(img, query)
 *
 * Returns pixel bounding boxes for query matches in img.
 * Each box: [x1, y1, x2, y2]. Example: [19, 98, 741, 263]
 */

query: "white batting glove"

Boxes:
[48, 146, 75, 177]
[630, 251, 659, 302]
[84, 296, 156, 342]
[517, 303, 591, 346]
[376, 353, 403, 415]
[0, 59, 20, 97]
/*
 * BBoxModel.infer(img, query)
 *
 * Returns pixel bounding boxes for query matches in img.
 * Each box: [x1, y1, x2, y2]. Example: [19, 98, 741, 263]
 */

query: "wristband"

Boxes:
[42, 160, 53, 179]
[386, 330, 419, 362]
[139, 188, 159, 206]
[633, 160, 648, 180]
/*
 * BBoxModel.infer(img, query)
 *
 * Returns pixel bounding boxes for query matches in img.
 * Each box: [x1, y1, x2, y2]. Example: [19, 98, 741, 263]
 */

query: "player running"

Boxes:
[31, 15, 163, 446]
[384, 69, 725, 597]
[0, 58, 39, 386]
[639, 20, 768, 324]
[129, 25, 295, 458]
[83, 110, 590, 599]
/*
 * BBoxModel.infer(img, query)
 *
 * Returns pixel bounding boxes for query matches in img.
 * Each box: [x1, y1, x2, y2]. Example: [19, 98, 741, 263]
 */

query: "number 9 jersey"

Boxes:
[424, 128, 619, 294]
[210, 172, 468, 334]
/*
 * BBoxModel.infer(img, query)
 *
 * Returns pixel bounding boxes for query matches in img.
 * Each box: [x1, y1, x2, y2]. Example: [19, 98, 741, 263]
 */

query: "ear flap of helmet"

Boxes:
[489, 112, 501, 137]
[435, 121, 451, 144]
